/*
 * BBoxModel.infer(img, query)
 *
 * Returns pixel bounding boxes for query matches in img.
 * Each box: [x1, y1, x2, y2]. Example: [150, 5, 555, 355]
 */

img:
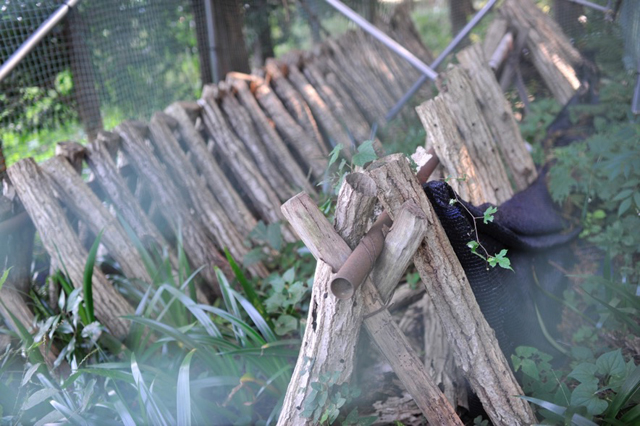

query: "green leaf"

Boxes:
[0, 267, 11, 290]
[22, 388, 59, 411]
[177, 349, 196, 426]
[612, 189, 634, 202]
[569, 363, 599, 385]
[267, 223, 282, 251]
[571, 382, 608, 415]
[618, 198, 632, 216]
[483, 206, 498, 224]
[352, 140, 377, 167]
[242, 248, 265, 267]
[328, 144, 343, 167]
[282, 267, 295, 284]
[519, 359, 540, 380]
[83, 229, 105, 324]
[274, 315, 298, 336]
[225, 249, 269, 324]
[131, 353, 172, 426]
[596, 349, 626, 378]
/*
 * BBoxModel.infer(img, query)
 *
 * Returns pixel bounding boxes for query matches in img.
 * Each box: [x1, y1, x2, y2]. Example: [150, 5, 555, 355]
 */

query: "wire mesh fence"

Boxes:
[0, 0, 635, 167]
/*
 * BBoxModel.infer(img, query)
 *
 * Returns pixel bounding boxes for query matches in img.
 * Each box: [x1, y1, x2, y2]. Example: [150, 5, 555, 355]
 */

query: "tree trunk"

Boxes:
[65, 8, 103, 141]
[369, 154, 536, 426]
[7, 159, 132, 339]
[211, 0, 250, 80]
[450, 0, 475, 38]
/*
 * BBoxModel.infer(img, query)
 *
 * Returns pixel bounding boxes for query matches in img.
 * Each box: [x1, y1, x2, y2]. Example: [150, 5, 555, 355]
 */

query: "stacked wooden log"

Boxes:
[485, 0, 584, 106]
[0, 5, 433, 345]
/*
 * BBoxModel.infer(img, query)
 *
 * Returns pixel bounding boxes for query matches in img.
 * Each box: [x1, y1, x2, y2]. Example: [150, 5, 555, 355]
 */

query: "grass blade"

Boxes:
[605, 364, 640, 418]
[224, 249, 269, 320]
[110, 397, 137, 426]
[0, 267, 11, 290]
[83, 229, 105, 324]
[518, 396, 598, 426]
[161, 285, 221, 338]
[50, 400, 89, 426]
[234, 290, 277, 343]
[130, 353, 170, 426]
[177, 349, 196, 426]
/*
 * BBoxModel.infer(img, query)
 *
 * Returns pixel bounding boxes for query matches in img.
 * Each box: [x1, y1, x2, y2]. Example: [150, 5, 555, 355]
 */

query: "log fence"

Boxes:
[0, 5, 432, 348]
[0, 3, 583, 423]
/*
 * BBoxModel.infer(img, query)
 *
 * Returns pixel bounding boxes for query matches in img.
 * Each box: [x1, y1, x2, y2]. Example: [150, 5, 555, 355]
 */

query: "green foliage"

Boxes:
[464, 205, 513, 272]
[263, 267, 310, 336]
[0, 239, 300, 425]
[513, 346, 639, 423]
[301, 370, 375, 426]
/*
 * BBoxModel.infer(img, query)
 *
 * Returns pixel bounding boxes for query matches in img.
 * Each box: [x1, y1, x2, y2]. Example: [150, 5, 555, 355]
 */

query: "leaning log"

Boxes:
[41, 155, 152, 288]
[502, 0, 582, 105]
[226, 75, 316, 195]
[296, 54, 376, 150]
[216, 82, 296, 201]
[369, 154, 536, 426]
[116, 121, 231, 298]
[416, 66, 513, 205]
[86, 132, 179, 267]
[8, 158, 132, 339]
[163, 102, 257, 239]
[199, 86, 296, 243]
[457, 43, 537, 191]
[281, 59, 354, 159]
[264, 59, 327, 157]
[149, 113, 268, 278]
[279, 190, 460, 426]
[248, 74, 328, 180]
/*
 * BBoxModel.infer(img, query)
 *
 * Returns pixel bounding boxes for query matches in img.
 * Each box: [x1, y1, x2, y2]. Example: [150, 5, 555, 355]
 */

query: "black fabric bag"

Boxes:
[422, 172, 581, 360]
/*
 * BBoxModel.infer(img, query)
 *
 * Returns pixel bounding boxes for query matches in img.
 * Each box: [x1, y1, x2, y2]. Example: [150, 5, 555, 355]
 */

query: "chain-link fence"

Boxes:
[0, 0, 635, 167]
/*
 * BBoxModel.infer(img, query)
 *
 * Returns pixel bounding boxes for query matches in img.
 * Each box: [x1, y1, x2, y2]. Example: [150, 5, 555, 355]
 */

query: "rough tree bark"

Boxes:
[502, 0, 583, 105]
[248, 75, 328, 180]
[199, 86, 296, 242]
[279, 189, 460, 426]
[416, 66, 513, 206]
[163, 102, 257, 239]
[281, 60, 354, 159]
[216, 82, 296, 201]
[116, 121, 231, 298]
[226, 76, 317, 195]
[86, 132, 179, 267]
[264, 59, 327, 157]
[369, 154, 536, 426]
[8, 159, 132, 339]
[40, 155, 152, 288]
[457, 44, 538, 191]
[148, 113, 268, 277]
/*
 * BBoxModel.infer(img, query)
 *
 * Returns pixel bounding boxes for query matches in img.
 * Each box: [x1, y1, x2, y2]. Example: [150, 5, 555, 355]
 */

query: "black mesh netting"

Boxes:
[423, 172, 581, 359]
